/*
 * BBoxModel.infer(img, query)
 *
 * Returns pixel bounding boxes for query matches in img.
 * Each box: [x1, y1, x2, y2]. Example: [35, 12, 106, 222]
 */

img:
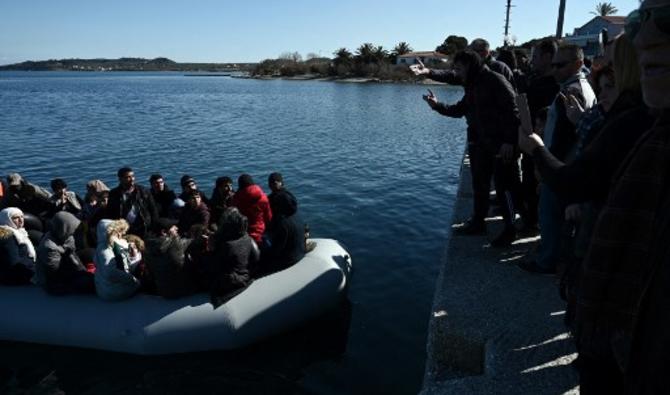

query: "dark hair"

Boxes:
[583, 57, 593, 69]
[217, 207, 248, 240]
[185, 189, 202, 200]
[180, 174, 195, 188]
[272, 190, 298, 217]
[149, 174, 163, 183]
[497, 49, 517, 70]
[238, 174, 254, 189]
[469, 38, 490, 52]
[215, 176, 233, 188]
[268, 172, 283, 184]
[536, 39, 558, 57]
[514, 49, 528, 61]
[117, 167, 133, 179]
[557, 43, 584, 61]
[50, 178, 67, 190]
[453, 50, 482, 68]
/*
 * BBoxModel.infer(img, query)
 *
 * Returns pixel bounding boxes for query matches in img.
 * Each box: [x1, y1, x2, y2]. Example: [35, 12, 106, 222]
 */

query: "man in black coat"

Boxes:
[149, 173, 177, 218]
[422, 50, 523, 246]
[106, 167, 159, 238]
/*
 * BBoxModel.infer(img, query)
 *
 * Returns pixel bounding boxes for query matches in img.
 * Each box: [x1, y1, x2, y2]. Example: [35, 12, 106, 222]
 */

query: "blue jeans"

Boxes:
[536, 183, 564, 270]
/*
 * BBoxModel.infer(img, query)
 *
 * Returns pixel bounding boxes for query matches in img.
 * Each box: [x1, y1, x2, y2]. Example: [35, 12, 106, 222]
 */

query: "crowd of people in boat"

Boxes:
[0, 168, 310, 305]
[411, 1, 669, 392]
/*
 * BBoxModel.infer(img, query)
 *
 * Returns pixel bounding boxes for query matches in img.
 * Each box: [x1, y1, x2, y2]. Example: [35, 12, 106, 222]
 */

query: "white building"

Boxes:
[396, 51, 449, 65]
[563, 16, 625, 57]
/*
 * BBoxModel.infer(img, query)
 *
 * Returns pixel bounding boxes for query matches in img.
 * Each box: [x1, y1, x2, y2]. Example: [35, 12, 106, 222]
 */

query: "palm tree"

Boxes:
[372, 46, 389, 63]
[390, 42, 413, 64]
[392, 42, 412, 57]
[591, 2, 619, 16]
[356, 43, 376, 64]
[333, 48, 353, 66]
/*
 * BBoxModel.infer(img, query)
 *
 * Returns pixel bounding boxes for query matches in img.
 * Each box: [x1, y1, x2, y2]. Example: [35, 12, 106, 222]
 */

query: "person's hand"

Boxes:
[565, 204, 582, 222]
[560, 92, 585, 125]
[422, 88, 438, 110]
[409, 58, 430, 76]
[498, 143, 515, 162]
[518, 127, 545, 155]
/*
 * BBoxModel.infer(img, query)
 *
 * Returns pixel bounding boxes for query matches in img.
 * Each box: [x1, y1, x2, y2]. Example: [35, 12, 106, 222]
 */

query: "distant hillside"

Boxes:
[0, 57, 256, 72]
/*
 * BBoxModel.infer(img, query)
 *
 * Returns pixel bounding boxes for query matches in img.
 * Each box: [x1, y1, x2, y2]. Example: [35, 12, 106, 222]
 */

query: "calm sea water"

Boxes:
[0, 71, 466, 394]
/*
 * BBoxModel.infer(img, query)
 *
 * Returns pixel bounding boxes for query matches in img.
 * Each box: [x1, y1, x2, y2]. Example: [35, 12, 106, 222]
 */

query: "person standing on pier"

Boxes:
[414, 50, 523, 246]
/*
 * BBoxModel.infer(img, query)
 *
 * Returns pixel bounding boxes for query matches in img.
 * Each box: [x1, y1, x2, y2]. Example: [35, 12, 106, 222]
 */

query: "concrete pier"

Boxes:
[420, 155, 579, 395]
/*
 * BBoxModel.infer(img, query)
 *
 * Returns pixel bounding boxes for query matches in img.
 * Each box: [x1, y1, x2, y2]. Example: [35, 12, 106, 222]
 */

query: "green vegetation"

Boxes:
[0, 57, 255, 72]
[251, 41, 451, 82]
[591, 2, 619, 16]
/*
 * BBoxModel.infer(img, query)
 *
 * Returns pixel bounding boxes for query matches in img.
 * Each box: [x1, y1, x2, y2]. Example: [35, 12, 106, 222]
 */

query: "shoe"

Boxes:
[453, 219, 486, 236]
[490, 227, 517, 247]
[518, 260, 556, 275]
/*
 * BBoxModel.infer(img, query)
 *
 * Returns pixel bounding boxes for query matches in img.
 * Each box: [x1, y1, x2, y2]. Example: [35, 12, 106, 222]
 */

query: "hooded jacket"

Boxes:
[144, 235, 196, 299]
[35, 211, 88, 291]
[261, 191, 305, 272]
[232, 185, 272, 243]
[93, 220, 140, 301]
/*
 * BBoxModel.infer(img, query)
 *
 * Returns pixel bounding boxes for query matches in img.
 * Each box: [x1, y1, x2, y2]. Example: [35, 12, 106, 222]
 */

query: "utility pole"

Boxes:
[504, 0, 513, 47]
[556, 0, 566, 38]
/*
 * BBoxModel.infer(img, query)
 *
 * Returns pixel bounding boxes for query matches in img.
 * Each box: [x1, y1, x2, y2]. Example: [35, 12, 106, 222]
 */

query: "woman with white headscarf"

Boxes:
[0, 207, 36, 285]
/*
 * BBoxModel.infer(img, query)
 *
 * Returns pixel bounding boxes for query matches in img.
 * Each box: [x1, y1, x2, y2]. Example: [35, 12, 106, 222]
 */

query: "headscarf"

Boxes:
[0, 207, 36, 261]
[86, 179, 110, 193]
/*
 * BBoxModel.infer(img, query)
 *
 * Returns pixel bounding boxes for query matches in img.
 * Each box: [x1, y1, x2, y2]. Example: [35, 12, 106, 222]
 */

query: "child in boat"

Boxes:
[93, 219, 141, 301]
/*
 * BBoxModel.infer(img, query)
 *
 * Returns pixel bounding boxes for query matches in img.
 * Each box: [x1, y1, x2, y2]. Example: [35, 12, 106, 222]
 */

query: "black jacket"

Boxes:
[524, 73, 560, 126]
[533, 95, 656, 206]
[151, 187, 177, 218]
[106, 185, 159, 237]
[433, 65, 520, 152]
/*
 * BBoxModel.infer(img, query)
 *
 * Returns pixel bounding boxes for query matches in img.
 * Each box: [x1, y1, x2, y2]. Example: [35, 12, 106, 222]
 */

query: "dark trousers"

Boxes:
[470, 144, 523, 228]
[520, 153, 539, 227]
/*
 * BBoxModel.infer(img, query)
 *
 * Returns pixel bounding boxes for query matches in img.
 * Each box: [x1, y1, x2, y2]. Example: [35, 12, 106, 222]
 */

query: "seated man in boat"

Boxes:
[1, 173, 52, 221]
[259, 189, 305, 275]
[144, 218, 198, 298]
[47, 178, 83, 218]
[149, 174, 178, 219]
[35, 211, 94, 295]
[105, 167, 159, 238]
[232, 174, 272, 244]
[209, 207, 259, 306]
[209, 176, 235, 227]
[178, 190, 210, 236]
[267, 172, 297, 215]
[178, 175, 209, 207]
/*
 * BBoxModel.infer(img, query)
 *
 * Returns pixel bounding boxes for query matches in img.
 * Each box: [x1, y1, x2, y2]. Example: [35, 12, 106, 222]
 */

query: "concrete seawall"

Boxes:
[420, 154, 579, 394]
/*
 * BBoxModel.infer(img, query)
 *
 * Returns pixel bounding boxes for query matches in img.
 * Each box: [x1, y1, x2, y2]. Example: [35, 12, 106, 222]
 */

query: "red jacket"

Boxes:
[232, 185, 272, 243]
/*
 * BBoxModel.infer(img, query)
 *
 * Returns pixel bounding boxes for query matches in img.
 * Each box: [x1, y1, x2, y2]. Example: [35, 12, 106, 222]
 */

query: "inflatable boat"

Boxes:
[0, 238, 352, 355]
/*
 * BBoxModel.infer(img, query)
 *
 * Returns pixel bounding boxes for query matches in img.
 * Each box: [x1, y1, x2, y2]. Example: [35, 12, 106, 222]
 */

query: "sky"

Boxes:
[0, 0, 641, 65]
